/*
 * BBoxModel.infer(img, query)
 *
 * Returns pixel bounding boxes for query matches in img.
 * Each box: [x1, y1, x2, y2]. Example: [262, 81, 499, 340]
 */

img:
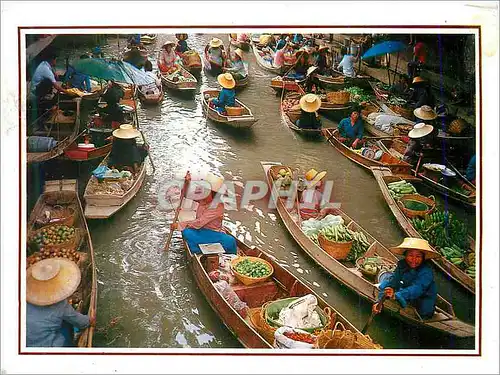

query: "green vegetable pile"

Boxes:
[387, 180, 417, 200]
[387, 96, 407, 106]
[234, 258, 272, 278]
[343, 86, 374, 103]
[315, 224, 371, 263]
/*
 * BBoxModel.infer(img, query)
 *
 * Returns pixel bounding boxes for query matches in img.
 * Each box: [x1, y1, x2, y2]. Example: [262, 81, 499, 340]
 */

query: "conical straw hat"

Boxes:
[26, 258, 81, 306]
[414, 105, 438, 120]
[234, 48, 244, 59]
[408, 123, 434, 139]
[299, 93, 321, 113]
[391, 238, 440, 259]
[112, 124, 141, 139]
[305, 168, 327, 188]
[209, 38, 223, 48]
[217, 73, 236, 89]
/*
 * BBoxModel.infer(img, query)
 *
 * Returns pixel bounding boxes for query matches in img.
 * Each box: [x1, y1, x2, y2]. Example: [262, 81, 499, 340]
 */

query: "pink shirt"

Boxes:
[274, 49, 286, 68]
[159, 50, 177, 68]
[178, 201, 224, 232]
[299, 189, 322, 219]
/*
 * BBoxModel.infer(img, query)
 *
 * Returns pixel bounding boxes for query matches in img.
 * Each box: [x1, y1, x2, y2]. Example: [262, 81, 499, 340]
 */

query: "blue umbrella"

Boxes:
[361, 41, 407, 59]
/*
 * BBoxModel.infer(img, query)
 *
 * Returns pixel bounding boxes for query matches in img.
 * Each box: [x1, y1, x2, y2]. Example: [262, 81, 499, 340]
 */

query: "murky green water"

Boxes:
[30, 33, 476, 349]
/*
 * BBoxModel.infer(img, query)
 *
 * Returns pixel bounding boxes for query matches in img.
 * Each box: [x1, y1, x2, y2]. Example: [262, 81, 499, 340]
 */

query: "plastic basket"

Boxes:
[230, 256, 274, 286]
[318, 234, 353, 260]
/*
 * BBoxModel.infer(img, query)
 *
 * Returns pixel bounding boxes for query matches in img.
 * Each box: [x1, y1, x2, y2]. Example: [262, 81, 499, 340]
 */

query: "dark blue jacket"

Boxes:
[378, 259, 437, 319]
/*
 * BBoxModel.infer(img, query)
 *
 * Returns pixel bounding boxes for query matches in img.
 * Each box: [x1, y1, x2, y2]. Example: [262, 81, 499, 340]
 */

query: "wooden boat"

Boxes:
[27, 179, 97, 347]
[251, 41, 295, 75]
[179, 50, 202, 76]
[203, 45, 225, 76]
[27, 98, 82, 164]
[180, 213, 361, 348]
[223, 62, 249, 88]
[377, 139, 477, 209]
[201, 89, 257, 129]
[322, 128, 412, 175]
[159, 64, 197, 94]
[83, 137, 148, 219]
[140, 34, 157, 45]
[371, 167, 476, 294]
[270, 76, 305, 92]
[63, 135, 112, 162]
[280, 91, 321, 136]
[137, 81, 164, 105]
[261, 161, 475, 338]
[317, 74, 345, 90]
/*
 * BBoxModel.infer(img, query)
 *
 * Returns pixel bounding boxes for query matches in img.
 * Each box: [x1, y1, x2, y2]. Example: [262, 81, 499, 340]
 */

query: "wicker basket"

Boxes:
[230, 256, 274, 286]
[226, 106, 244, 116]
[397, 194, 436, 219]
[326, 91, 350, 105]
[355, 256, 397, 280]
[318, 234, 353, 260]
[248, 306, 276, 344]
[29, 225, 80, 251]
[447, 118, 467, 135]
[314, 322, 382, 349]
[360, 105, 379, 118]
[389, 105, 413, 120]
[269, 165, 293, 181]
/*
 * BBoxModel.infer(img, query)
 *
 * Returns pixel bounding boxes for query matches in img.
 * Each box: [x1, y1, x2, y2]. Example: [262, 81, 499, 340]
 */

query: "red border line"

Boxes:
[18, 25, 482, 356]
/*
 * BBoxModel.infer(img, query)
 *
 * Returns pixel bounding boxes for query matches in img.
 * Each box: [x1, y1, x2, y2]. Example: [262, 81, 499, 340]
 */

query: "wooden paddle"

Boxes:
[164, 171, 191, 252]
[414, 153, 423, 177]
[361, 295, 387, 334]
[139, 130, 156, 173]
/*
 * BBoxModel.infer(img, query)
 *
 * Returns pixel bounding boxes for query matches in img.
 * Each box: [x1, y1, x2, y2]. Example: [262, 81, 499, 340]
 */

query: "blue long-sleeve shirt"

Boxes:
[378, 259, 437, 319]
[213, 88, 235, 108]
[337, 117, 364, 140]
[27, 301, 90, 347]
[64, 66, 91, 92]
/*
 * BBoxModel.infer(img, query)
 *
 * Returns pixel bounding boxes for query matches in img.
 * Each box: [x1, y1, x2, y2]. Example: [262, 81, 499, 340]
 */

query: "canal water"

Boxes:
[34, 33, 475, 349]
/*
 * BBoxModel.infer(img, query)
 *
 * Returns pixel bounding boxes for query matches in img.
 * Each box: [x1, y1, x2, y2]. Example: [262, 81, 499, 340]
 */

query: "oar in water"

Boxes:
[361, 295, 388, 334]
[163, 171, 191, 252]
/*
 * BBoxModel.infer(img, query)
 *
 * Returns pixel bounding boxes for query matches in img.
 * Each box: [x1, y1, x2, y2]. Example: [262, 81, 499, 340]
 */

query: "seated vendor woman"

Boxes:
[337, 108, 364, 149]
[26, 258, 95, 347]
[296, 93, 322, 129]
[210, 73, 236, 114]
[100, 81, 126, 124]
[299, 169, 338, 220]
[224, 48, 246, 80]
[372, 238, 439, 320]
[108, 124, 146, 174]
[172, 173, 237, 254]
[402, 123, 436, 165]
[175, 33, 190, 54]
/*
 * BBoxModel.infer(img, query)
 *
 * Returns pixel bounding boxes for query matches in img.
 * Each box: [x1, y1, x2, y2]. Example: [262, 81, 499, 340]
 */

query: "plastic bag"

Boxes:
[278, 294, 321, 329]
[218, 254, 238, 284]
[273, 326, 316, 349]
[213, 280, 248, 318]
[301, 215, 344, 237]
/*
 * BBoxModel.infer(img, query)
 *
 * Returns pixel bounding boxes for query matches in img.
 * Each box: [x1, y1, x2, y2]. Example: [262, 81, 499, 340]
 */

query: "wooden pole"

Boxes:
[164, 171, 191, 252]
[361, 295, 387, 334]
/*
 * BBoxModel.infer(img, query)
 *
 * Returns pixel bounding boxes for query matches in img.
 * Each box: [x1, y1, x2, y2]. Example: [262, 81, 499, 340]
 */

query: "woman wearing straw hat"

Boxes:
[296, 93, 322, 130]
[337, 106, 364, 149]
[299, 168, 332, 220]
[210, 73, 236, 114]
[408, 77, 435, 109]
[224, 48, 246, 81]
[158, 41, 178, 73]
[402, 122, 436, 165]
[413, 105, 438, 123]
[207, 38, 226, 67]
[108, 124, 146, 174]
[303, 66, 322, 94]
[171, 172, 237, 254]
[316, 45, 330, 75]
[26, 258, 94, 347]
[175, 34, 190, 54]
[372, 238, 439, 320]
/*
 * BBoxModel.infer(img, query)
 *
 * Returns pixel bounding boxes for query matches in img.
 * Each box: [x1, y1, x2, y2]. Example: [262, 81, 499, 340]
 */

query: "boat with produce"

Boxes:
[63, 133, 112, 162]
[322, 128, 412, 175]
[224, 63, 249, 89]
[83, 134, 148, 219]
[203, 44, 225, 76]
[159, 64, 197, 95]
[261, 161, 475, 338]
[179, 50, 203, 76]
[179, 206, 364, 348]
[270, 75, 305, 92]
[138, 80, 164, 105]
[280, 91, 322, 136]
[27, 179, 97, 347]
[371, 166, 476, 294]
[201, 89, 257, 129]
[230, 36, 251, 51]
[251, 41, 282, 75]
[27, 98, 82, 164]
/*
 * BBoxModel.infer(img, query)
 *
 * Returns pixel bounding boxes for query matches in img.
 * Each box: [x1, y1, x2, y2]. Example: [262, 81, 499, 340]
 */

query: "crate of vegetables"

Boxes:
[29, 224, 79, 251]
[230, 256, 274, 286]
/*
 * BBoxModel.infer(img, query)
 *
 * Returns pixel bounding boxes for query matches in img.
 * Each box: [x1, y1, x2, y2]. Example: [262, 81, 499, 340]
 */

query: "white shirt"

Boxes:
[30, 61, 56, 95]
[338, 55, 356, 78]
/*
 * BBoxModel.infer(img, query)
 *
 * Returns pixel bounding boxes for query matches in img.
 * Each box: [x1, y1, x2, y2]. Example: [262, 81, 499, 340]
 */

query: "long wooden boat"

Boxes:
[27, 98, 82, 164]
[27, 179, 97, 347]
[63, 136, 112, 162]
[317, 74, 345, 90]
[203, 45, 225, 76]
[83, 138, 148, 219]
[371, 166, 476, 294]
[159, 64, 197, 94]
[280, 91, 322, 136]
[223, 63, 249, 88]
[201, 89, 257, 129]
[179, 50, 202, 76]
[251, 41, 283, 75]
[140, 34, 157, 45]
[378, 139, 477, 209]
[322, 128, 412, 175]
[261, 161, 475, 338]
[137, 78, 164, 105]
[180, 213, 361, 348]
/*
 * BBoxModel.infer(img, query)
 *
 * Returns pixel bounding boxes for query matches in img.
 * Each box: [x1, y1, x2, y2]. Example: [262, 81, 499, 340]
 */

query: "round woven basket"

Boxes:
[269, 165, 292, 181]
[29, 226, 80, 251]
[397, 194, 436, 219]
[326, 91, 350, 105]
[248, 306, 276, 344]
[318, 234, 353, 260]
[230, 256, 274, 286]
[355, 256, 397, 280]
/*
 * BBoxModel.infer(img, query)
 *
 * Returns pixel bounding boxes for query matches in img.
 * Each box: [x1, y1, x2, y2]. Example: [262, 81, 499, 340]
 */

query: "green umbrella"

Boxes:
[71, 58, 155, 85]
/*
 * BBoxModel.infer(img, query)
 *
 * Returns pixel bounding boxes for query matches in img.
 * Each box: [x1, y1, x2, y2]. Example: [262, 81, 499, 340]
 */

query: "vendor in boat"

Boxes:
[172, 172, 237, 254]
[275, 34, 287, 51]
[108, 124, 147, 174]
[299, 168, 338, 220]
[210, 73, 236, 114]
[63, 54, 92, 92]
[408, 77, 435, 109]
[292, 33, 304, 46]
[26, 258, 95, 347]
[390, 75, 410, 97]
[224, 48, 246, 80]
[140, 60, 162, 96]
[372, 238, 439, 320]
[336, 47, 358, 78]
[158, 41, 178, 73]
[337, 107, 364, 149]
[175, 34, 190, 54]
[207, 38, 226, 67]
[273, 42, 292, 69]
[315, 45, 330, 75]
[100, 80, 126, 125]
[296, 93, 322, 130]
[407, 41, 426, 81]
[402, 123, 436, 165]
[293, 49, 310, 78]
[303, 66, 321, 94]
[413, 105, 438, 124]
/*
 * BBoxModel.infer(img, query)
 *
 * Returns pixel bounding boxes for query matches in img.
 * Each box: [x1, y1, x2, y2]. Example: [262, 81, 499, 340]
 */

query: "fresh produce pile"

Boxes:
[275, 168, 293, 189]
[317, 224, 371, 262]
[376, 82, 391, 91]
[359, 256, 396, 276]
[30, 225, 76, 247]
[87, 178, 134, 195]
[27, 247, 82, 267]
[410, 211, 474, 277]
[387, 96, 407, 106]
[282, 95, 300, 113]
[233, 258, 272, 279]
[167, 67, 195, 83]
[283, 330, 316, 344]
[343, 86, 374, 103]
[387, 180, 417, 200]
